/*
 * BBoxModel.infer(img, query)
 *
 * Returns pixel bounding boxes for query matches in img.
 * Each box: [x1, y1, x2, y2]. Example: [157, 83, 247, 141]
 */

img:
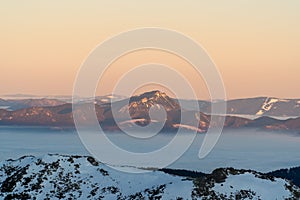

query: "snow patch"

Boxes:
[256, 110, 264, 116]
[100, 99, 109, 103]
[278, 99, 290, 102]
[107, 95, 115, 99]
[173, 124, 205, 133]
[213, 173, 292, 199]
[0, 106, 10, 110]
[256, 98, 279, 115]
[119, 118, 159, 125]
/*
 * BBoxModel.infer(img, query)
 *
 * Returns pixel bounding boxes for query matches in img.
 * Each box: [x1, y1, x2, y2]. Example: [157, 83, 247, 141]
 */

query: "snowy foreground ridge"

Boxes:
[0, 155, 299, 200]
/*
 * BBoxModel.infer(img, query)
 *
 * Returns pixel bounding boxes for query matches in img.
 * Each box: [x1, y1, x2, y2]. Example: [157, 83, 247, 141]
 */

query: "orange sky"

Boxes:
[1, 1, 299, 99]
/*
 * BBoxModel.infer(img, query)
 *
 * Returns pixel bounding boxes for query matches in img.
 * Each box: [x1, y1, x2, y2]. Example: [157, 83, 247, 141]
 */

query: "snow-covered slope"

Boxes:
[224, 97, 300, 117]
[213, 173, 291, 199]
[0, 154, 299, 199]
[255, 97, 294, 116]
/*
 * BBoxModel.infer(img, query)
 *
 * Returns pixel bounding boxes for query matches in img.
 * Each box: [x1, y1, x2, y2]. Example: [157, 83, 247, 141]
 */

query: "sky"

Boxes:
[1, 1, 299, 99]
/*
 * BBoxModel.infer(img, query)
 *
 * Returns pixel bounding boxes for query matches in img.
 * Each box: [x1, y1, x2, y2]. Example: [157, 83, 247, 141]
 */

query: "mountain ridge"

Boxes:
[0, 154, 299, 199]
[0, 91, 299, 132]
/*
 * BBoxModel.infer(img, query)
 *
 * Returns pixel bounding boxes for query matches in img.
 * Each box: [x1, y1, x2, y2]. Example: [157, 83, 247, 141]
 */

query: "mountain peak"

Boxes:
[129, 90, 167, 102]
[128, 90, 179, 112]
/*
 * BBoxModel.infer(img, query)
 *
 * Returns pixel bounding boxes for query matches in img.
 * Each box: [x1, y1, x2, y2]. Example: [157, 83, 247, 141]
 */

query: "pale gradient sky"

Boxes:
[1, 1, 299, 99]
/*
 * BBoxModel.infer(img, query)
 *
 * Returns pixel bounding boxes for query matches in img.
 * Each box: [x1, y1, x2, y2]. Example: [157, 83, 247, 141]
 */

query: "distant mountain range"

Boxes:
[0, 98, 66, 111]
[178, 97, 300, 118]
[0, 91, 299, 132]
[0, 94, 126, 110]
[0, 154, 299, 199]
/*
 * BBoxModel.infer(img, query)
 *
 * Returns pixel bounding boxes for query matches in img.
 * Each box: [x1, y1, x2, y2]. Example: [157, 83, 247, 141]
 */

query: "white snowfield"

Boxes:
[0, 154, 299, 200]
[256, 98, 280, 115]
[213, 173, 293, 199]
[172, 124, 205, 133]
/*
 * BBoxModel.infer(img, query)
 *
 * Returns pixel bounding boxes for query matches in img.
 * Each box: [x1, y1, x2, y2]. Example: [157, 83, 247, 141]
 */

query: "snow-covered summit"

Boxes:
[0, 154, 299, 199]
